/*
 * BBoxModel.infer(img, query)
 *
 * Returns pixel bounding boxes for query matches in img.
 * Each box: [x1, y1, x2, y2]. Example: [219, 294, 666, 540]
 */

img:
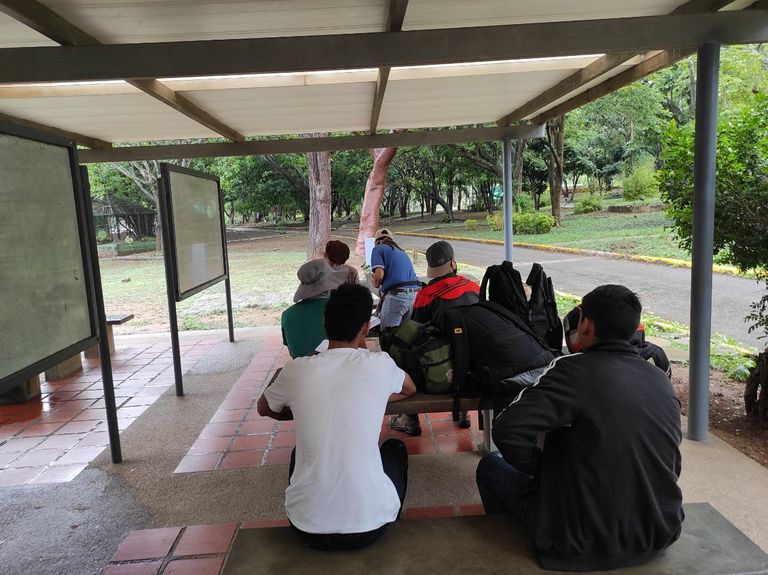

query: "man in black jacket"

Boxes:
[476, 284, 683, 572]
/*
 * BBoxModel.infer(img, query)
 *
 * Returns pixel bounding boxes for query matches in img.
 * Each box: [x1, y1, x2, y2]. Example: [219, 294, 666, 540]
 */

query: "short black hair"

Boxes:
[580, 284, 641, 341]
[324, 283, 373, 341]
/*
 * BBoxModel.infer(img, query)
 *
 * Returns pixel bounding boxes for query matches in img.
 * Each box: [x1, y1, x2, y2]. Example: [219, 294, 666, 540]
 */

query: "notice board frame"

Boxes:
[0, 121, 99, 392]
[157, 163, 234, 397]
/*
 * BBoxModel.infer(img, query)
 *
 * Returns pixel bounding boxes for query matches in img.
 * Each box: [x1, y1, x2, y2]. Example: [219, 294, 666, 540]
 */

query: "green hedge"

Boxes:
[486, 212, 555, 234]
[574, 193, 603, 214]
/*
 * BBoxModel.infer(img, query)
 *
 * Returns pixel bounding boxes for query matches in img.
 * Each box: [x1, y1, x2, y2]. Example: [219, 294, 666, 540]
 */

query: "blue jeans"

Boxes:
[476, 452, 536, 526]
[380, 289, 418, 329]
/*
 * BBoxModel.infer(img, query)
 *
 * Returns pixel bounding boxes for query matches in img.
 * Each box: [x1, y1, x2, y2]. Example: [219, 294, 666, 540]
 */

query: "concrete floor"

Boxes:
[2, 327, 768, 575]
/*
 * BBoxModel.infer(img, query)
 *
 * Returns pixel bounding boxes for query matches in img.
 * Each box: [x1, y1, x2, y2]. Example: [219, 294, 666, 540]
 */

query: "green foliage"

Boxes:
[95, 229, 110, 243]
[487, 213, 504, 231]
[659, 93, 768, 338]
[464, 219, 478, 231]
[514, 192, 534, 213]
[574, 193, 603, 214]
[622, 156, 659, 201]
[513, 212, 555, 234]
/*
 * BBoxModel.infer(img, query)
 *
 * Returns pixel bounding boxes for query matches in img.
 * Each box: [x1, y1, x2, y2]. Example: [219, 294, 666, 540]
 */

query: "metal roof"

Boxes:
[0, 0, 765, 157]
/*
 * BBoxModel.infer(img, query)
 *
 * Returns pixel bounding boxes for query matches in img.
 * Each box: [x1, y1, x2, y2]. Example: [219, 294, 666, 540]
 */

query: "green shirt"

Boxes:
[281, 297, 329, 358]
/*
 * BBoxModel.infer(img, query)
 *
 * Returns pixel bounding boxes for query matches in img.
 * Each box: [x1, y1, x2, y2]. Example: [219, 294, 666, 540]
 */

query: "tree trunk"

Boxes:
[356, 146, 399, 255]
[745, 351, 768, 422]
[306, 133, 332, 260]
[546, 115, 565, 225]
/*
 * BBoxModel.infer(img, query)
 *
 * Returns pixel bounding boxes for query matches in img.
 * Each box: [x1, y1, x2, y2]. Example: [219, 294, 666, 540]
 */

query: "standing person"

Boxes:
[476, 285, 684, 571]
[324, 239, 359, 284]
[258, 284, 417, 550]
[370, 229, 420, 329]
[281, 259, 346, 359]
[390, 240, 480, 436]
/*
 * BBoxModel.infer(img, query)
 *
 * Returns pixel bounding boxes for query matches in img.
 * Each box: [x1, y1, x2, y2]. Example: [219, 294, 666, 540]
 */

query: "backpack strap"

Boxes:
[479, 300, 560, 355]
[441, 308, 470, 421]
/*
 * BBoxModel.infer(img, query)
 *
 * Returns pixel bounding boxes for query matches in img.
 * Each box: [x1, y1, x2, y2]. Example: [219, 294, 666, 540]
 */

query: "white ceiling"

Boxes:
[0, 0, 711, 144]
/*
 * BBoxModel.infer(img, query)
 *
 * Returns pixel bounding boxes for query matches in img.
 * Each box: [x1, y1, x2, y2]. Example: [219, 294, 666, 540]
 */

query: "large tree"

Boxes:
[306, 134, 332, 259]
[356, 146, 399, 256]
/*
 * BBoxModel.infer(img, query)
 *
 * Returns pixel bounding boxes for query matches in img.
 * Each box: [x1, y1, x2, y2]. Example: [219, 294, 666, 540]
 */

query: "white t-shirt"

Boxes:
[264, 347, 405, 534]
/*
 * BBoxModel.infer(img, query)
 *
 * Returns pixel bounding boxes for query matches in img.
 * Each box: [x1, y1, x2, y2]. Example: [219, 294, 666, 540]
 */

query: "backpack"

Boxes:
[437, 301, 558, 416]
[380, 320, 453, 394]
[526, 263, 564, 350]
[630, 325, 672, 378]
[479, 261, 529, 322]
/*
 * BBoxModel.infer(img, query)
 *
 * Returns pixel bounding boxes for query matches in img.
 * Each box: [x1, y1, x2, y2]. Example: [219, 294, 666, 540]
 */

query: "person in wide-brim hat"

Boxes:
[293, 259, 345, 303]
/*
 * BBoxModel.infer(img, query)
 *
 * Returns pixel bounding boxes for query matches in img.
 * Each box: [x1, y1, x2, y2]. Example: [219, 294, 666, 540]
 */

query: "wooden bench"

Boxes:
[84, 313, 134, 359]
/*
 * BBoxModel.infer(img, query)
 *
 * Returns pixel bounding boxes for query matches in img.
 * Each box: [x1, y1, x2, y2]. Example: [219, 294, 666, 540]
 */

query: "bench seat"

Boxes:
[84, 313, 135, 359]
[221, 503, 768, 575]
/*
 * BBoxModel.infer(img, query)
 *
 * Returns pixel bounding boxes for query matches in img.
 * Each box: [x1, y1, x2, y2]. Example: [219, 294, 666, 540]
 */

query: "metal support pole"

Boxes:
[502, 137, 514, 261]
[688, 43, 720, 441]
[225, 277, 235, 343]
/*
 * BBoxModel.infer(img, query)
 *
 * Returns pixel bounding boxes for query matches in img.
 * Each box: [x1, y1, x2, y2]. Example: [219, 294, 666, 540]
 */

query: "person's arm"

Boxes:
[372, 267, 385, 288]
[491, 359, 579, 476]
[388, 372, 416, 402]
[257, 367, 294, 421]
[256, 394, 293, 420]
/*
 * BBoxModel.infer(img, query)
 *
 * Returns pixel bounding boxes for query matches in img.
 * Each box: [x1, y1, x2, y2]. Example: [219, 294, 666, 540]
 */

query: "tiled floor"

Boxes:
[102, 505, 485, 574]
[0, 338, 218, 487]
[174, 339, 482, 474]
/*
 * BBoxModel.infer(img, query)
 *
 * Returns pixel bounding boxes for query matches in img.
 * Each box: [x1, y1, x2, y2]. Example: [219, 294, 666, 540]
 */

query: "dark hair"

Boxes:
[324, 283, 373, 341]
[325, 240, 350, 265]
[580, 284, 641, 341]
[375, 236, 402, 251]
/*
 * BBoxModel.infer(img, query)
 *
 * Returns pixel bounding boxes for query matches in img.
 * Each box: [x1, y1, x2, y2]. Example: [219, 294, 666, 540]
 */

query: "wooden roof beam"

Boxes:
[79, 125, 545, 164]
[0, 0, 244, 142]
[0, 111, 112, 149]
[532, 49, 693, 124]
[496, 0, 736, 125]
[1, 11, 765, 84]
[369, 0, 408, 134]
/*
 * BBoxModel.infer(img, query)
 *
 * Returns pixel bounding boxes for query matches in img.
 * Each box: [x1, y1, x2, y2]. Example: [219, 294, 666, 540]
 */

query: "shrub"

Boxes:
[486, 213, 504, 231]
[464, 219, 478, 231]
[574, 193, 603, 214]
[622, 157, 659, 201]
[513, 212, 556, 234]
[514, 193, 534, 213]
[95, 229, 110, 243]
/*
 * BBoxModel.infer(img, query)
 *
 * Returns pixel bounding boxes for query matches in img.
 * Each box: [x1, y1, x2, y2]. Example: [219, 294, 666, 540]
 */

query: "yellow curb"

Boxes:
[397, 231, 747, 278]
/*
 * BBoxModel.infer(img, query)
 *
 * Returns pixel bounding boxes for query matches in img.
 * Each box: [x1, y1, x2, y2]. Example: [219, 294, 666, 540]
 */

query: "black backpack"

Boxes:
[437, 301, 557, 417]
[479, 261, 529, 322]
[380, 321, 453, 394]
[526, 263, 564, 350]
[630, 326, 672, 378]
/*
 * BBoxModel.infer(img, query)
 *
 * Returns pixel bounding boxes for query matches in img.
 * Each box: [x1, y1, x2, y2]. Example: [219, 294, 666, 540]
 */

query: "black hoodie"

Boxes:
[492, 341, 683, 571]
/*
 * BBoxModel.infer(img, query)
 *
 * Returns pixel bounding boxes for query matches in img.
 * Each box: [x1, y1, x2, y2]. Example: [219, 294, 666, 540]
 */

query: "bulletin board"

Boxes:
[0, 122, 98, 389]
[159, 164, 228, 301]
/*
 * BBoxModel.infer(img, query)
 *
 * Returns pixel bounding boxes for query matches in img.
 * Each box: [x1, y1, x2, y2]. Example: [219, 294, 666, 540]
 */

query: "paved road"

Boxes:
[339, 232, 764, 348]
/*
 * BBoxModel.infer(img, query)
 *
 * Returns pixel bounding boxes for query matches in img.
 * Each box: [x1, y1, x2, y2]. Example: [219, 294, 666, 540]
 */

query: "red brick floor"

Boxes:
[102, 505, 485, 574]
[0, 338, 219, 487]
[174, 338, 483, 475]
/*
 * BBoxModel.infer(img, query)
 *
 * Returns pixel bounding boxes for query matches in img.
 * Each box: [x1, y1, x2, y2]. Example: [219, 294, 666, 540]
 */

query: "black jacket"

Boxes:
[493, 341, 683, 571]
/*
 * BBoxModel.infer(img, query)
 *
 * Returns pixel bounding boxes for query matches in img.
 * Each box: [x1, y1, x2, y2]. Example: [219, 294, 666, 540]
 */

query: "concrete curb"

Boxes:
[396, 231, 748, 278]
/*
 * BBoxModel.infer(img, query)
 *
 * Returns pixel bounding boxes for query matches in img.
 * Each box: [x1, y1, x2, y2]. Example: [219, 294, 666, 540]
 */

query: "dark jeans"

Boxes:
[288, 438, 408, 551]
[475, 451, 536, 527]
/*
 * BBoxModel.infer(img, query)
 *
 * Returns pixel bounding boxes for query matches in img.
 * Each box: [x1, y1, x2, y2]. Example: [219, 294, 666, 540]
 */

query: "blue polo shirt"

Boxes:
[371, 244, 418, 292]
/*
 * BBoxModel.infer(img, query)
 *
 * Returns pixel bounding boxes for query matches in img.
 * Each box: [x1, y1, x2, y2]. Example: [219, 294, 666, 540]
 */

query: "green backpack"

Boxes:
[380, 320, 453, 394]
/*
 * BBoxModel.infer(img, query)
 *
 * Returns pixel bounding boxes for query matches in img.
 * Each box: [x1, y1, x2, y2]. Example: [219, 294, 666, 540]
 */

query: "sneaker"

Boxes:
[457, 411, 471, 429]
[389, 414, 422, 437]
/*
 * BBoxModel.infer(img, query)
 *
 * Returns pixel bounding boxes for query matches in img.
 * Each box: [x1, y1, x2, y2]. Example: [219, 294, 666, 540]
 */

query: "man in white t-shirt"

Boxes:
[257, 283, 416, 550]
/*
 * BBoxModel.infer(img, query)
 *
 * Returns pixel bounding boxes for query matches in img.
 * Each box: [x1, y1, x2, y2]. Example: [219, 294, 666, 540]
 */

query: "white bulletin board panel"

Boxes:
[166, 168, 227, 300]
[0, 133, 92, 382]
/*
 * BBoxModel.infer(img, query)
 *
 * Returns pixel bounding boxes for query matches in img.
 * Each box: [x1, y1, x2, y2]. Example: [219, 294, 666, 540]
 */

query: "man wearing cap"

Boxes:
[370, 229, 420, 329]
[390, 240, 480, 436]
[282, 259, 346, 358]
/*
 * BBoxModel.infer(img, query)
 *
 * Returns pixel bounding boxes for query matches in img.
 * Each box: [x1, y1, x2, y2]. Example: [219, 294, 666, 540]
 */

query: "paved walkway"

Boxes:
[347, 232, 765, 348]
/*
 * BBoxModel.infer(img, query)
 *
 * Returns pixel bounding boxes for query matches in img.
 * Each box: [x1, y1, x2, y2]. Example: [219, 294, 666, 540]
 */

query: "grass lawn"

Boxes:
[99, 235, 310, 334]
[398, 210, 691, 261]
